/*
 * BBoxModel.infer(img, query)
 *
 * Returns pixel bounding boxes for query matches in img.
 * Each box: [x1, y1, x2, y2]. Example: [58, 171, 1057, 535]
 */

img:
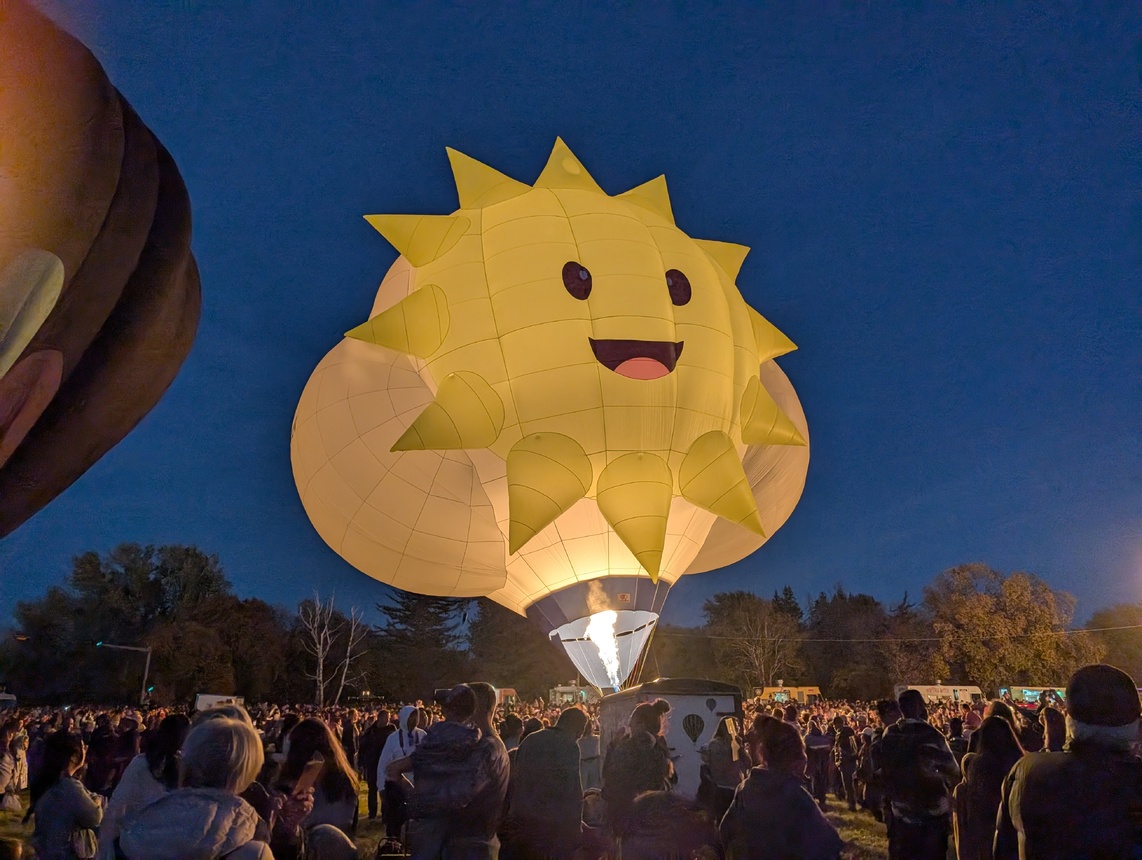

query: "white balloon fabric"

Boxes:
[292, 141, 809, 688]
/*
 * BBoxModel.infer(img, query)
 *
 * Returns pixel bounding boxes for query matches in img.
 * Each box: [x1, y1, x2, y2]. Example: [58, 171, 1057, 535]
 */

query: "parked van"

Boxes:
[753, 686, 821, 704]
[997, 686, 1065, 706]
[599, 678, 743, 800]
[893, 684, 983, 704]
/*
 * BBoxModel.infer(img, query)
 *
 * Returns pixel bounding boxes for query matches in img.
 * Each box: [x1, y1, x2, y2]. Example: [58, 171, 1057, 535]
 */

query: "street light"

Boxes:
[95, 641, 153, 706]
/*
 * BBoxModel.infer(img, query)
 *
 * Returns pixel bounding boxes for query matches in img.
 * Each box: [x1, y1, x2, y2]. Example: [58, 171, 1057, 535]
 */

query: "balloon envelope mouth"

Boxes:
[552, 609, 659, 691]
[589, 338, 683, 379]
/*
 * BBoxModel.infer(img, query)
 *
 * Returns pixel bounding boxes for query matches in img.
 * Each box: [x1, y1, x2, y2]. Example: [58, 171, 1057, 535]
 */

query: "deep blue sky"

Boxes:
[5, 2, 1139, 627]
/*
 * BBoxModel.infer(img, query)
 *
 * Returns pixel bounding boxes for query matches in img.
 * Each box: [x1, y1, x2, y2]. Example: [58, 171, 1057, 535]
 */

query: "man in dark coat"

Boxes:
[832, 715, 859, 812]
[505, 706, 588, 859]
[994, 664, 1142, 860]
[358, 709, 394, 820]
[877, 689, 961, 860]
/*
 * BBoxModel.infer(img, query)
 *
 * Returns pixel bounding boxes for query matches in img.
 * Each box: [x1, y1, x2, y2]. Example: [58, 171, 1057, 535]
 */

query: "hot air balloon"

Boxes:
[0, 1, 201, 537]
[291, 140, 807, 690]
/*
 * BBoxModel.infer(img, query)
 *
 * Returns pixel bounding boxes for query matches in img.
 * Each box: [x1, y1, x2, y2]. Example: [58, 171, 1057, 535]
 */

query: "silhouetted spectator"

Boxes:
[995, 664, 1142, 860]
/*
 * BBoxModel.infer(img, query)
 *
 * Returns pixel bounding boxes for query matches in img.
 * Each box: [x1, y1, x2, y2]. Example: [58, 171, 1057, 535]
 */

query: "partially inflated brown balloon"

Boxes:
[0, 1, 200, 535]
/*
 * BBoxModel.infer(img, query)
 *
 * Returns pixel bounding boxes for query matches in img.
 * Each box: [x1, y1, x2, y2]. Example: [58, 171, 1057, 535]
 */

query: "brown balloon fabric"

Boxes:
[0, 2, 200, 535]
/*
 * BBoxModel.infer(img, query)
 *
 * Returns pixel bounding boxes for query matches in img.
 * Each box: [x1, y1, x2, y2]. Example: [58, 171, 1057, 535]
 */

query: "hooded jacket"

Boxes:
[719, 767, 843, 860]
[377, 705, 426, 787]
[117, 788, 271, 860]
[409, 720, 482, 818]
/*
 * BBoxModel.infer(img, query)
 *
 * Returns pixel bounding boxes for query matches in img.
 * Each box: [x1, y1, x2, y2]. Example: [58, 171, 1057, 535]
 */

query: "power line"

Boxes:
[655, 623, 1142, 644]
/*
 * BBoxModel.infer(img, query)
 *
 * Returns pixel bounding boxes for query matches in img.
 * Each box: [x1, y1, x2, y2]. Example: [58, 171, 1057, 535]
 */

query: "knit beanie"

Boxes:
[1066, 664, 1140, 727]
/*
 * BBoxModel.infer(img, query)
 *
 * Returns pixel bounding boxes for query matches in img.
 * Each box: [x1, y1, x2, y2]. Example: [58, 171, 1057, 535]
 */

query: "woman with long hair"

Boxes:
[278, 717, 359, 836]
[602, 699, 675, 837]
[953, 715, 1025, 860]
[29, 731, 104, 860]
[99, 713, 191, 859]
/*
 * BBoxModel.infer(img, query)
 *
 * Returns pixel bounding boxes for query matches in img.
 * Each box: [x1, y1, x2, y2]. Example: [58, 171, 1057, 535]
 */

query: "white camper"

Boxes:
[194, 693, 246, 712]
[893, 684, 983, 704]
[599, 679, 743, 800]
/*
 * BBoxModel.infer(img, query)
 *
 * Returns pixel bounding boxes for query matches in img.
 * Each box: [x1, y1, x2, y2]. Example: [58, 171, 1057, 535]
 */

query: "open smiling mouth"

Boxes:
[589, 338, 685, 380]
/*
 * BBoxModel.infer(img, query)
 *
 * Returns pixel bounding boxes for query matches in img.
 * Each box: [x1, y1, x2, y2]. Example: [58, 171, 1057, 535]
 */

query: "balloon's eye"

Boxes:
[562, 261, 592, 300]
[666, 269, 691, 306]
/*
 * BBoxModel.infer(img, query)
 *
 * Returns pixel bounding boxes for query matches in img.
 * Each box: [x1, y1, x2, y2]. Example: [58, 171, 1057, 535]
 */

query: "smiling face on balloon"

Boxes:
[345, 139, 805, 580]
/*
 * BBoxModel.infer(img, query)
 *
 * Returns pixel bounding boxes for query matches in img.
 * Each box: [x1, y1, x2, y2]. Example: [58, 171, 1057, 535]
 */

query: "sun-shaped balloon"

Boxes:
[291, 139, 809, 689]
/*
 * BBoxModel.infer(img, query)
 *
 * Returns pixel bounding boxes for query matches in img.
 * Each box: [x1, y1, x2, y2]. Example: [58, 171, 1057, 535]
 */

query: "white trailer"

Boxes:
[599, 678, 743, 800]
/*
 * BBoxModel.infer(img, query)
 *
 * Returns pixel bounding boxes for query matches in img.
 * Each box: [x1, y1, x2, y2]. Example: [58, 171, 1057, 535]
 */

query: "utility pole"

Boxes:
[95, 642, 153, 705]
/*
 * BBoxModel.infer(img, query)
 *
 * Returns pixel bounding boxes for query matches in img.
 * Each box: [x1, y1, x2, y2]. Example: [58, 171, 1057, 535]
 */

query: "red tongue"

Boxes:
[614, 357, 670, 380]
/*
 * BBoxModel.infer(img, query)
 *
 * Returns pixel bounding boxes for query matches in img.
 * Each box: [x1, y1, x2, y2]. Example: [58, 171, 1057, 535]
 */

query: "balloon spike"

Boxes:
[680, 431, 765, 536]
[740, 377, 806, 447]
[391, 371, 504, 451]
[618, 175, 674, 224]
[446, 148, 531, 209]
[596, 452, 673, 581]
[534, 137, 605, 194]
[506, 433, 593, 555]
[345, 284, 449, 358]
[748, 306, 797, 363]
[364, 214, 469, 267]
[695, 239, 750, 281]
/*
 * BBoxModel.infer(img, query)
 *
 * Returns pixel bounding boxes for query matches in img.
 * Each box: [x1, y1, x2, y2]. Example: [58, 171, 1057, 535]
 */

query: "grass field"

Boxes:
[0, 787, 890, 859]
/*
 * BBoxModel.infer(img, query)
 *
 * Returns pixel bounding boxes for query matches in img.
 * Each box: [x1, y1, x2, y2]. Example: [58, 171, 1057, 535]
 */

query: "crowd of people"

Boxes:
[0, 662, 1135, 859]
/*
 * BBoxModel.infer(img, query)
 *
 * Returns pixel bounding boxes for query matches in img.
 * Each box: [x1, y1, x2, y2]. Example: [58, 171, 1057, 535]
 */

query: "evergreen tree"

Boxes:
[772, 585, 805, 624]
[372, 592, 467, 701]
[466, 599, 574, 699]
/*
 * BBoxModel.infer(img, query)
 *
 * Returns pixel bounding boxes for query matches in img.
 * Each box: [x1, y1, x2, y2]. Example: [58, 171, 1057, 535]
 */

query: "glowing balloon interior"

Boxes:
[291, 139, 809, 688]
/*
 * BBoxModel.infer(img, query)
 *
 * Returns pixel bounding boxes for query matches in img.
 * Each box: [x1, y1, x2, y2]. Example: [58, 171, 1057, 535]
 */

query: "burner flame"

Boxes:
[585, 610, 622, 689]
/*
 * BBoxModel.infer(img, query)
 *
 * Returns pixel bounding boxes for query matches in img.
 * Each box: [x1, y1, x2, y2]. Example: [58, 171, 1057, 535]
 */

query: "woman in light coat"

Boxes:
[117, 717, 272, 860]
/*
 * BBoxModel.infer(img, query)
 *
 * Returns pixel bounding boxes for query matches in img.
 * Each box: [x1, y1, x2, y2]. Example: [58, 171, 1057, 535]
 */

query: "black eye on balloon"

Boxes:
[666, 269, 691, 306]
[562, 261, 592, 300]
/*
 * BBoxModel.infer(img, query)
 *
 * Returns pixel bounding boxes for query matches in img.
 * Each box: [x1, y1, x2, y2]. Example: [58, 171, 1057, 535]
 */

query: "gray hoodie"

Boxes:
[118, 788, 271, 860]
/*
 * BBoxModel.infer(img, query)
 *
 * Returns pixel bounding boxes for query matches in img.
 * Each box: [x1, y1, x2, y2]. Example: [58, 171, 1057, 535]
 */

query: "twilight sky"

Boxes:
[4, 2, 1139, 627]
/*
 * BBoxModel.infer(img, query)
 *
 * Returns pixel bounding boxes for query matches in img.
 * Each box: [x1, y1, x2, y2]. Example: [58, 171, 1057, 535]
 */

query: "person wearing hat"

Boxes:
[994, 664, 1142, 859]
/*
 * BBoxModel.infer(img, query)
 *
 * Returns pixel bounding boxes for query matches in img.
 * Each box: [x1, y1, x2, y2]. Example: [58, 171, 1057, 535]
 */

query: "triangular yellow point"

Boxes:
[534, 137, 605, 194]
[748, 306, 797, 363]
[695, 239, 750, 281]
[618, 175, 674, 224]
[345, 284, 449, 358]
[596, 452, 673, 582]
[391, 371, 504, 451]
[679, 431, 765, 536]
[446, 148, 531, 209]
[741, 377, 807, 447]
[364, 214, 469, 267]
[506, 433, 593, 555]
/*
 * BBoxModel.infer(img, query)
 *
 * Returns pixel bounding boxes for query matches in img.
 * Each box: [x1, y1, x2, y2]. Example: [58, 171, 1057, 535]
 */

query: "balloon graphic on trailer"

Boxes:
[0, 1, 201, 538]
[291, 139, 808, 690]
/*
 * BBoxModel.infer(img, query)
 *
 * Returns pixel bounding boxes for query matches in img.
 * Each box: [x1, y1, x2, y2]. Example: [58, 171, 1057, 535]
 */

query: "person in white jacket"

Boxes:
[377, 705, 425, 843]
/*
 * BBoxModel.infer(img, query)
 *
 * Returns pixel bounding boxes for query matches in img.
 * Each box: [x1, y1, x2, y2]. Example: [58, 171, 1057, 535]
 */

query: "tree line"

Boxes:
[648, 563, 1121, 699]
[2, 546, 1138, 705]
[0, 543, 573, 705]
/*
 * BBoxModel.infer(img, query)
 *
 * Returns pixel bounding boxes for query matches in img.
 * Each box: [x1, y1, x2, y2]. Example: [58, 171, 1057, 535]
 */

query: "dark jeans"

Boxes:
[807, 751, 831, 806]
[837, 762, 857, 811]
[383, 779, 409, 840]
[887, 813, 950, 860]
[366, 772, 379, 819]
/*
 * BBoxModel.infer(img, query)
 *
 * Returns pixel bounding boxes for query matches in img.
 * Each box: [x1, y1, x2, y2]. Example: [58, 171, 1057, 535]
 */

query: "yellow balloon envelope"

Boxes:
[291, 139, 809, 689]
